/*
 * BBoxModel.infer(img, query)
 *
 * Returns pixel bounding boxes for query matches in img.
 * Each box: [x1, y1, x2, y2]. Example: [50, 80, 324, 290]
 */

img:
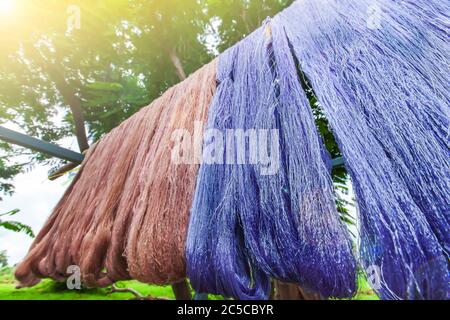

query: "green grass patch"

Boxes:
[0, 267, 377, 300]
[0, 267, 175, 300]
[332, 273, 379, 300]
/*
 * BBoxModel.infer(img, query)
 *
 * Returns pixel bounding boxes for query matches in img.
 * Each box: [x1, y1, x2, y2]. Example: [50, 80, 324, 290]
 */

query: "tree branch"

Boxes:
[23, 44, 90, 152]
[111, 284, 144, 299]
[169, 48, 187, 81]
[47, 67, 90, 152]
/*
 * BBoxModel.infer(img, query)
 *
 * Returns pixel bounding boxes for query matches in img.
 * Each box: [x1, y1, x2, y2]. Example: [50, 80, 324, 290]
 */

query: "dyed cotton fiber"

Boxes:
[126, 61, 217, 285]
[15, 61, 217, 288]
[187, 19, 356, 300]
[279, 0, 449, 299]
[187, 43, 272, 300]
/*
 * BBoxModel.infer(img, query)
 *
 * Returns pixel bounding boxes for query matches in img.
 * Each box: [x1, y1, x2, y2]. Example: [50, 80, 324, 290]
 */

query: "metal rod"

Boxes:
[0, 126, 84, 164]
[332, 156, 344, 168]
[48, 162, 80, 181]
[0, 125, 345, 169]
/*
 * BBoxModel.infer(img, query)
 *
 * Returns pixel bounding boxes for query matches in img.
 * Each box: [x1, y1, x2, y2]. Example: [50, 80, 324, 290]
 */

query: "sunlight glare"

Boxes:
[0, 0, 15, 15]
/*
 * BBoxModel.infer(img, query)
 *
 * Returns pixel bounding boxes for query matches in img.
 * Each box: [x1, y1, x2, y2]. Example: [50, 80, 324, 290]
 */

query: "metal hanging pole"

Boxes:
[332, 156, 344, 168]
[0, 126, 84, 164]
[1, 124, 346, 181]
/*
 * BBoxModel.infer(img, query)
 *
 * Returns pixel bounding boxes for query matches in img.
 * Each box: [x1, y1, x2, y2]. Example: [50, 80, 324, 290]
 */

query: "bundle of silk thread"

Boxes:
[187, 20, 357, 300]
[126, 60, 216, 285]
[15, 61, 217, 288]
[187, 40, 273, 300]
[279, 0, 449, 299]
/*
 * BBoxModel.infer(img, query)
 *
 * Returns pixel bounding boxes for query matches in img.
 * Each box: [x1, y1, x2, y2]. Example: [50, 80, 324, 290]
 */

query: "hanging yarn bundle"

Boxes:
[15, 61, 217, 288]
[187, 19, 357, 300]
[187, 44, 272, 300]
[279, 0, 449, 299]
[126, 60, 217, 285]
[15, 109, 160, 288]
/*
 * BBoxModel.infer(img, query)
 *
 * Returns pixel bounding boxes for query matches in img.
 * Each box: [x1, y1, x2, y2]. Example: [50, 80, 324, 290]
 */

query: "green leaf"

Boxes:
[0, 220, 35, 238]
[0, 209, 20, 218]
[85, 82, 123, 92]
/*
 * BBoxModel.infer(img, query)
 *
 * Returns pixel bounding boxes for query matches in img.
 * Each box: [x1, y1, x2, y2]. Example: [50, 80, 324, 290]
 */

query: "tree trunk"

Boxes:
[53, 79, 90, 152]
[169, 48, 187, 81]
[172, 279, 192, 300]
[240, 6, 251, 33]
[23, 44, 90, 153]
[274, 281, 323, 300]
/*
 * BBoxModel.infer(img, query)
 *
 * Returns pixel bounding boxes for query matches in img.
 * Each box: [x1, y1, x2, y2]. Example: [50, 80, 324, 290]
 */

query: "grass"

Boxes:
[0, 267, 378, 300]
[0, 267, 176, 300]
[352, 274, 379, 300]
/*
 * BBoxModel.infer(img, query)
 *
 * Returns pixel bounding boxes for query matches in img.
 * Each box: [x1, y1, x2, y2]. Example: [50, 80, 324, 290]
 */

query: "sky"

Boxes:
[0, 164, 67, 265]
[0, 126, 77, 265]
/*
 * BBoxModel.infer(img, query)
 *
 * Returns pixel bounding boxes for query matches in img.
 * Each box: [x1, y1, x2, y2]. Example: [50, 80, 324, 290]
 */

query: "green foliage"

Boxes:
[294, 61, 357, 229]
[0, 209, 35, 238]
[0, 221, 35, 238]
[0, 1, 295, 196]
[207, 0, 295, 52]
[0, 0, 298, 204]
[0, 251, 8, 268]
[0, 160, 21, 200]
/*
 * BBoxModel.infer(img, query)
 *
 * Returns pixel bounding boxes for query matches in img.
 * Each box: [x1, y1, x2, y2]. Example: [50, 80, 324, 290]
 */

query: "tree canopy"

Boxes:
[0, 0, 296, 197]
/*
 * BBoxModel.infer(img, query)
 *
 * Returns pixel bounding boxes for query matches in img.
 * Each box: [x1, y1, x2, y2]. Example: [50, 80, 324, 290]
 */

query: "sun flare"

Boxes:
[0, 0, 15, 15]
